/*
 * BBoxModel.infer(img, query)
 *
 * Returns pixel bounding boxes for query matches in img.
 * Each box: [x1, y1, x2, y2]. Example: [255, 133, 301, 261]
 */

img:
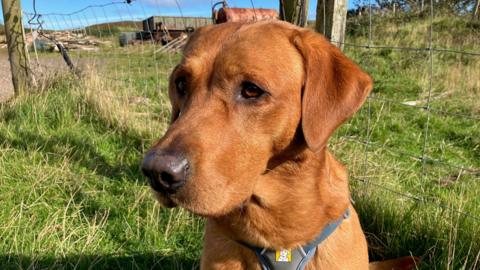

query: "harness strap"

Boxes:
[238, 208, 350, 270]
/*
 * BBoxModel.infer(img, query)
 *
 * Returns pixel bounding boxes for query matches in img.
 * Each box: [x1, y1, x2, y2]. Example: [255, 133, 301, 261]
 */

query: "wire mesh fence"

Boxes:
[15, 0, 480, 267]
[333, 0, 479, 217]
[327, 2, 479, 266]
[24, 1, 171, 82]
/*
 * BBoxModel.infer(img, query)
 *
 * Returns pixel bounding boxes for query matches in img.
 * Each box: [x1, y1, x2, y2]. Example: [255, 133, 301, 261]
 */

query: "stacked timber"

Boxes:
[154, 33, 188, 54]
[25, 31, 112, 52]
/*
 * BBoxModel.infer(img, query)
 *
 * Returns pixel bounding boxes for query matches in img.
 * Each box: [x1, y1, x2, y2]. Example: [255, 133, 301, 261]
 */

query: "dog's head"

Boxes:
[142, 21, 372, 216]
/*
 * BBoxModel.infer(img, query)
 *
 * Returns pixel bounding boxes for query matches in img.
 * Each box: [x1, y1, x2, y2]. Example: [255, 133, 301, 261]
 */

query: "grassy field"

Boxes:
[339, 14, 480, 269]
[0, 55, 205, 269]
[0, 14, 479, 269]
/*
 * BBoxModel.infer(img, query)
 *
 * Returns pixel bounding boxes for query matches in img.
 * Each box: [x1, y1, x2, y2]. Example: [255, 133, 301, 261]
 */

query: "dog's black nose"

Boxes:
[142, 151, 189, 193]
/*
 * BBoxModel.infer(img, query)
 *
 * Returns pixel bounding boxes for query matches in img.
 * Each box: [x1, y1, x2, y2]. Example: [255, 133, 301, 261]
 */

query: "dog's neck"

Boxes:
[212, 147, 350, 249]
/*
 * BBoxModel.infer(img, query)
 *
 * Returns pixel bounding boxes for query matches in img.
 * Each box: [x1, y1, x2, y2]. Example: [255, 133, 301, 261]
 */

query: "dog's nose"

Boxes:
[142, 151, 189, 193]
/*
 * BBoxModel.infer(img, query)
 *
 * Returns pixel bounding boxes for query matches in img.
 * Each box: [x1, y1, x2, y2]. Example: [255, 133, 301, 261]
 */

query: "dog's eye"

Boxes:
[240, 82, 265, 99]
[175, 77, 187, 97]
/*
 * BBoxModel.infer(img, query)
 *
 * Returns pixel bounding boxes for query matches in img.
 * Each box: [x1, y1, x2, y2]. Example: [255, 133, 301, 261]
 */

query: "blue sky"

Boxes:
[1, 0, 358, 29]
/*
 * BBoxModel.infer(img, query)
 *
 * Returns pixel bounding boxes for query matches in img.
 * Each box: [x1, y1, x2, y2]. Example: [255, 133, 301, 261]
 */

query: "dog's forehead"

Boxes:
[181, 22, 304, 86]
[182, 22, 244, 63]
[216, 23, 300, 67]
[184, 22, 297, 60]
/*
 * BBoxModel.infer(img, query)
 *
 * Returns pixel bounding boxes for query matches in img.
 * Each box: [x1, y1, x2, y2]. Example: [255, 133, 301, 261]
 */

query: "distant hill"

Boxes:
[84, 17, 212, 37]
[85, 21, 142, 37]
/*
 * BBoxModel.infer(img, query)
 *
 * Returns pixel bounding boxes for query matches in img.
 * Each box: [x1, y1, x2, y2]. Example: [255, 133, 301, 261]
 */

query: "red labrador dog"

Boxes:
[142, 21, 417, 270]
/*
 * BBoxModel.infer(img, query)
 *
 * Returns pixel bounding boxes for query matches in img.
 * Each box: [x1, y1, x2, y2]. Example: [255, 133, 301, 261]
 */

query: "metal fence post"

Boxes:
[1, 0, 30, 95]
[315, 0, 348, 50]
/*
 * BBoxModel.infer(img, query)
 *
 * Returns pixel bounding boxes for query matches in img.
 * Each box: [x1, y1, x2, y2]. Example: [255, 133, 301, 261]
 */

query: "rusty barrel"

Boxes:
[214, 7, 278, 24]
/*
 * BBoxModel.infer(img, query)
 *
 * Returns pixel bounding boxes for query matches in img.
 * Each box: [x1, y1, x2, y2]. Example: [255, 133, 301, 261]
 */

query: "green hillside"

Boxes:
[85, 20, 142, 37]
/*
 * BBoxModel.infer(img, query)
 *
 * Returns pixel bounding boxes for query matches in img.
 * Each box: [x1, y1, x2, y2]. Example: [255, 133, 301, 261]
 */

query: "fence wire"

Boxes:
[326, 1, 479, 226]
[344, 0, 480, 228]
[21, 0, 479, 226]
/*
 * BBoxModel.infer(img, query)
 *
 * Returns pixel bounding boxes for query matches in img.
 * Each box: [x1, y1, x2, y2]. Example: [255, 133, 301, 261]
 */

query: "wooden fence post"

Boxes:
[315, 0, 348, 50]
[1, 0, 30, 95]
[473, 0, 479, 20]
[279, 0, 309, 27]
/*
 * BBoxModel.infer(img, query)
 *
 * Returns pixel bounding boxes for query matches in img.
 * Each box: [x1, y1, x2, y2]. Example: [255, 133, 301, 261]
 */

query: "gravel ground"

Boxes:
[0, 49, 14, 102]
[0, 49, 92, 103]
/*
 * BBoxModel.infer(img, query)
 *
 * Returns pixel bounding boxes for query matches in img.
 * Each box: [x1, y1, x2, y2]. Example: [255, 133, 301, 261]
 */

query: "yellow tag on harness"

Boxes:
[275, 249, 292, 262]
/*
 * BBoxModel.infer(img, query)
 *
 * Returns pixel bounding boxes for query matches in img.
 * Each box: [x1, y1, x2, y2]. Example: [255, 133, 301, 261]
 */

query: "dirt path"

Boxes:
[0, 49, 14, 102]
[0, 49, 93, 103]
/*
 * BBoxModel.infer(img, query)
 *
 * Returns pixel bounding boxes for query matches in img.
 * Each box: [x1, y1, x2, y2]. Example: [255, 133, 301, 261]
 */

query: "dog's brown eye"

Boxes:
[240, 82, 265, 99]
[175, 77, 187, 97]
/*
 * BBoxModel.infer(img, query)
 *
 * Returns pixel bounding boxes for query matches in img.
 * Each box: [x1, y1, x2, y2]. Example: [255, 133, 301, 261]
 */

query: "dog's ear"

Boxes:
[293, 30, 373, 152]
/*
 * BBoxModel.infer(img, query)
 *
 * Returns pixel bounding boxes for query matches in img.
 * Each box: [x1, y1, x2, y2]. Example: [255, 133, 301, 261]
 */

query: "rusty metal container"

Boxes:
[212, 2, 278, 24]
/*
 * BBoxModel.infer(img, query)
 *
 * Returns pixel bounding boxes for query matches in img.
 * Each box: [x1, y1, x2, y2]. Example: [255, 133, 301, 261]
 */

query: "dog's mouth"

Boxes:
[153, 190, 178, 208]
[152, 187, 261, 218]
[156, 191, 266, 220]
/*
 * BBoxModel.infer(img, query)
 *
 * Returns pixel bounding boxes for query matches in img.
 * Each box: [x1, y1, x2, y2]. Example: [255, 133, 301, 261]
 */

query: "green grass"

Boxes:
[336, 13, 480, 269]
[0, 74, 203, 269]
[0, 13, 479, 269]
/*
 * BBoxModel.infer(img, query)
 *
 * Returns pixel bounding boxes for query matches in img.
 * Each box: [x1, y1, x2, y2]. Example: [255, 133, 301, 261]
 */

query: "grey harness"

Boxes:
[238, 208, 350, 270]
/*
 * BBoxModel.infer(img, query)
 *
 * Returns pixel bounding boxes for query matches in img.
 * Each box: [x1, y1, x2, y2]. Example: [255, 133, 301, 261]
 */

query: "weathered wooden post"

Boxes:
[1, 0, 30, 95]
[279, 0, 309, 27]
[473, 0, 480, 20]
[315, 0, 348, 50]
